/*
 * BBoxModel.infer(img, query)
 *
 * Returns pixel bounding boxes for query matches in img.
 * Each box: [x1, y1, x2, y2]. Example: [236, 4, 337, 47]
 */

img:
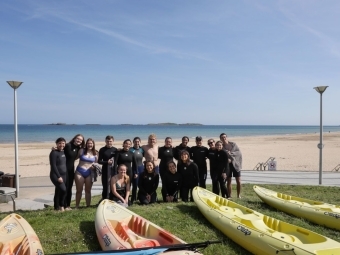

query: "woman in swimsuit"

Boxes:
[110, 164, 130, 207]
[74, 138, 98, 208]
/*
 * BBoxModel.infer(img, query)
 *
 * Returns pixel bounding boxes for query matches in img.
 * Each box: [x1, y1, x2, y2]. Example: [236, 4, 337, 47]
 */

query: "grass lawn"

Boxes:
[1, 184, 340, 255]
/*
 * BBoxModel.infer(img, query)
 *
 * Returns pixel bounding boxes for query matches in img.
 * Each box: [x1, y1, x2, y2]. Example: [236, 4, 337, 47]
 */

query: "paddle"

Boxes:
[49, 240, 221, 254]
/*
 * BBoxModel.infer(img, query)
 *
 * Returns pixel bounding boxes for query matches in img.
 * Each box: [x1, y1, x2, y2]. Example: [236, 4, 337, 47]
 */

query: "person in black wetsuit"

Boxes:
[215, 141, 229, 198]
[114, 139, 137, 204]
[138, 160, 159, 205]
[158, 137, 175, 181]
[174, 136, 191, 160]
[207, 139, 219, 195]
[190, 136, 209, 188]
[162, 161, 182, 202]
[129, 137, 144, 203]
[177, 150, 199, 202]
[63, 134, 84, 210]
[98, 135, 117, 201]
[49, 137, 67, 211]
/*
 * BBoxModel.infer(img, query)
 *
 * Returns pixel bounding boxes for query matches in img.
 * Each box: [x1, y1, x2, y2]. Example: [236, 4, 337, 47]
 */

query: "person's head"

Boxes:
[122, 139, 132, 151]
[148, 134, 157, 146]
[207, 139, 215, 149]
[85, 138, 97, 155]
[215, 141, 223, 151]
[164, 137, 172, 147]
[70, 134, 85, 148]
[144, 160, 156, 174]
[220, 133, 228, 144]
[55, 137, 66, 151]
[105, 135, 114, 148]
[167, 161, 177, 174]
[181, 136, 189, 146]
[133, 137, 141, 148]
[180, 150, 190, 164]
[117, 164, 130, 183]
[195, 136, 203, 147]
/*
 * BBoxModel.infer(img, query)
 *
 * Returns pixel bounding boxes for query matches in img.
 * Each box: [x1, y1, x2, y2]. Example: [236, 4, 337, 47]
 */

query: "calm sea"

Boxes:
[1, 124, 340, 144]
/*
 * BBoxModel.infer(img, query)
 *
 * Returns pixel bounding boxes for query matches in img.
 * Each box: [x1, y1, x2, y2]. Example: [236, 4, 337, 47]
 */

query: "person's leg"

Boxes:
[211, 171, 220, 195]
[150, 192, 157, 204]
[235, 176, 241, 198]
[181, 187, 189, 202]
[65, 168, 74, 208]
[84, 176, 93, 207]
[54, 186, 59, 210]
[101, 167, 108, 200]
[227, 177, 232, 198]
[131, 177, 138, 203]
[189, 188, 194, 202]
[218, 176, 228, 198]
[74, 172, 85, 208]
[199, 171, 207, 189]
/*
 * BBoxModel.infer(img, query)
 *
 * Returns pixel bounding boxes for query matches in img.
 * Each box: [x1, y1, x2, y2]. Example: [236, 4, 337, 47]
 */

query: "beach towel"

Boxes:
[91, 163, 102, 182]
[228, 141, 242, 172]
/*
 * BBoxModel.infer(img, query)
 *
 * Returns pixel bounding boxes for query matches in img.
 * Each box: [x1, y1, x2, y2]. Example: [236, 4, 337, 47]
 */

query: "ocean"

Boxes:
[1, 124, 340, 144]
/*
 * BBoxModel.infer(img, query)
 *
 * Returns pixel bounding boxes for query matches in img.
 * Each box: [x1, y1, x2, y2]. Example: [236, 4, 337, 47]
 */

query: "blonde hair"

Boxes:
[148, 133, 157, 139]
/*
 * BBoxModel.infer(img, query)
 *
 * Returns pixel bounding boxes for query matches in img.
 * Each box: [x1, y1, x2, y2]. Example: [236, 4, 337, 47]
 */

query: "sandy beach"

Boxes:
[1, 132, 339, 177]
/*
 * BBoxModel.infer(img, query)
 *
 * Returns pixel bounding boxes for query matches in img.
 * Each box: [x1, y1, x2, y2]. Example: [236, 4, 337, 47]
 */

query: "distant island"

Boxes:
[147, 123, 203, 126]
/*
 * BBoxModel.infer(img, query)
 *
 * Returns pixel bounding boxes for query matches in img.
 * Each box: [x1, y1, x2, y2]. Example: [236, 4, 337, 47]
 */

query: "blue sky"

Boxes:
[1, 0, 339, 125]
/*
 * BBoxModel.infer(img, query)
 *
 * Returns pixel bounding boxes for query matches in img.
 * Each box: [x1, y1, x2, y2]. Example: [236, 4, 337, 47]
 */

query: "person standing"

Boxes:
[142, 134, 159, 174]
[158, 137, 175, 181]
[220, 133, 242, 198]
[114, 139, 138, 204]
[207, 139, 219, 195]
[98, 135, 117, 201]
[215, 141, 230, 198]
[138, 160, 159, 205]
[129, 137, 144, 202]
[190, 136, 209, 188]
[49, 137, 67, 211]
[61, 134, 85, 210]
[174, 136, 191, 160]
[74, 138, 98, 208]
[177, 150, 199, 202]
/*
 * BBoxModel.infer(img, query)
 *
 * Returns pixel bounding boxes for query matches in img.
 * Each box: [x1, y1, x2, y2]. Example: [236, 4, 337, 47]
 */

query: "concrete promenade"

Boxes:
[1, 171, 339, 213]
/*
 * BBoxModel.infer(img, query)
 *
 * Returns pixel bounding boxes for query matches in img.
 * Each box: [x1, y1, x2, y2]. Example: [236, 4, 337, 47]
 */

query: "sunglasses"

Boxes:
[208, 141, 214, 145]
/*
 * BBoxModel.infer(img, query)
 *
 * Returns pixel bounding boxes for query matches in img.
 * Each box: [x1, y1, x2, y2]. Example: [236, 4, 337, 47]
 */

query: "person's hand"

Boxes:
[108, 159, 113, 164]
[228, 159, 231, 163]
[57, 177, 63, 183]
[134, 174, 138, 179]
[123, 198, 128, 204]
[51, 146, 57, 151]
[166, 196, 171, 202]
[146, 194, 151, 202]
[222, 173, 227, 179]
[169, 196, 174, 202]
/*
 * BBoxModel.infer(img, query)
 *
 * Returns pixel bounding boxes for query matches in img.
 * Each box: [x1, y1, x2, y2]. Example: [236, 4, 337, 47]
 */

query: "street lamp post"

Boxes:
[6, 81, 23, 197]
[313, 86, 328, 185]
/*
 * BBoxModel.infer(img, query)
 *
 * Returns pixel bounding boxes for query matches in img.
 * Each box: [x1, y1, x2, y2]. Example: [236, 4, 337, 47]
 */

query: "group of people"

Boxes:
[49, 133, 242, 211]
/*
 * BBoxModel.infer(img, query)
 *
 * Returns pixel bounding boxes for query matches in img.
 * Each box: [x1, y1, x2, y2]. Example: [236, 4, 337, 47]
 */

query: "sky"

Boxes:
[1, 0, 340, 125]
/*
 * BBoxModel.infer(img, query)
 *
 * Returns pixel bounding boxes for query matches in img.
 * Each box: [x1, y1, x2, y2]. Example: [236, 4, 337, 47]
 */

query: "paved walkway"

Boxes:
[1, 171, 339, 213]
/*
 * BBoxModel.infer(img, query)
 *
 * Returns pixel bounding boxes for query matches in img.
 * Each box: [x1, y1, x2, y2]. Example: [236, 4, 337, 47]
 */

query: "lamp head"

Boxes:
[313, 86, 328, 94]
[7, 81, 23, 89]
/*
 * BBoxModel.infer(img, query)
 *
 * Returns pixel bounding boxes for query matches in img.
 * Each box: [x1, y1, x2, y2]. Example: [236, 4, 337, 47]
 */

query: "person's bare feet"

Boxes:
[65, 207, 72, 211]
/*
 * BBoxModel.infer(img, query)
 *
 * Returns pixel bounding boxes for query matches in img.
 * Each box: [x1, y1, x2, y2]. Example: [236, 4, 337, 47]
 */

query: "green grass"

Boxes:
[1, 184, 340, 255]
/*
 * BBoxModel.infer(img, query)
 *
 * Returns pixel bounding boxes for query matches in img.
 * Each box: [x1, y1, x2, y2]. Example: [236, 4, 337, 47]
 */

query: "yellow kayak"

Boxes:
[193, 186, 340, 255]
[0, 213, 44, 255]
[95, 199, 201, 254]
[253, 185, 340, 231]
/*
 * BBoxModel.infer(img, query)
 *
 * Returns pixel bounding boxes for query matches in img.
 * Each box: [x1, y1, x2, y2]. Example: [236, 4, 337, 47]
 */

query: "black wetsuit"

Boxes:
[114, 150, 138, 183]
[138, 172, 159, 205]
[129, 147, 144, 202]
[98, 146, 117, 200]
[215, 149, 230, 198]
[177, 161, 199, 202]
[173, 144, 191, 160]
[63, 142, 80, 208]
[158, 146, 175, 181]
[190, 146, 208, 188]
[49, 150, 67, 210]
[207, 148, 219, 195]
[161, 171, 182, 202]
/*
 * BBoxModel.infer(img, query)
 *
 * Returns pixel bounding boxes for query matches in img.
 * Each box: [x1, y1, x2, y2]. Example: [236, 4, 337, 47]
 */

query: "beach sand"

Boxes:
[1, 132, 340, 177]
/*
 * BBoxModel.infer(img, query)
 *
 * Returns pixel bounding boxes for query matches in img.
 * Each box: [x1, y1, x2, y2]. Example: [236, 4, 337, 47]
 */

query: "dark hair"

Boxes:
[167, 161, 177, 170]
[195, 136, 202, 142]
[105, 135, 114, 141]
[133, 137, 141, 142]
[123, 139, 132, 145]
[55, 137, 66, 144]
[180, 150, 191, 166]
[143, 160, 156, 176]
[220, 133, 227, 139]
[84, 138, 97, 156]
[165, 137, 172, 141]
[70, 134, 85, 148]
[182, 136, 189, 142]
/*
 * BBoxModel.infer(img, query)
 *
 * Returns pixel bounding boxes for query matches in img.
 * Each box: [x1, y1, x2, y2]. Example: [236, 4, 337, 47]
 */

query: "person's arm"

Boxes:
[158, 147, 162, 160]
[132, 153, 138, 177]
[113, 152, 120, 175]
[192, 163, 199, 186]
[125, 180, 131, 204]
[151, 174, 159, 195]
[49, 151, 61, 178]
[138, 173, 147, 194]
[111, 176, 124, 203]
[98, 148, 105, 165]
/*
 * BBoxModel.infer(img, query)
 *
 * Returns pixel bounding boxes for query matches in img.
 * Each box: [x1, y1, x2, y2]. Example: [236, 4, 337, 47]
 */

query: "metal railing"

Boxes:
[253, 157, 275, 171]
